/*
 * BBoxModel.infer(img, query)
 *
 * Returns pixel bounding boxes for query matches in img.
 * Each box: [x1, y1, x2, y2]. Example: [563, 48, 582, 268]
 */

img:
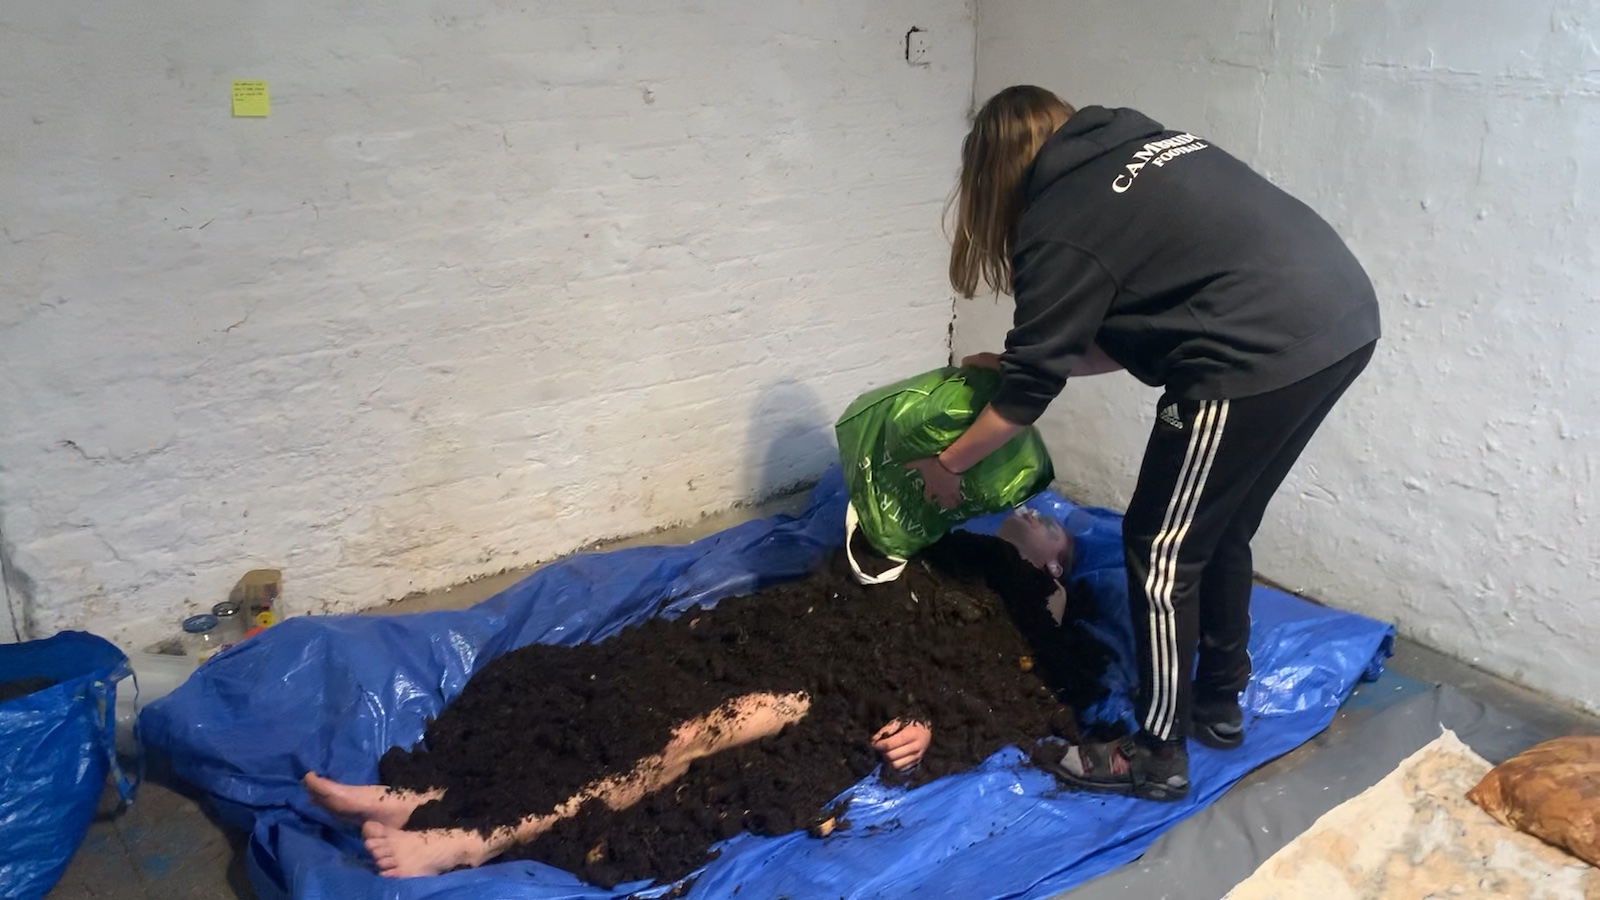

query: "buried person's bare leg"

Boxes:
[358, 691, 813, 878]
[304, 772, 443, 829]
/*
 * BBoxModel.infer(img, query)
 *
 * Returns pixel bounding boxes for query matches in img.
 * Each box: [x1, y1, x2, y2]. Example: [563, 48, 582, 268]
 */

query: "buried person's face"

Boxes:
[996, 508, 1073, 578]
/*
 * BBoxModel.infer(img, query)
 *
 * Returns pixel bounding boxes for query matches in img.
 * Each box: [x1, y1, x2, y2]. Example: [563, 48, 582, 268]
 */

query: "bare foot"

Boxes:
[362, 820, 491, 878]
[303, 772, 440, 829]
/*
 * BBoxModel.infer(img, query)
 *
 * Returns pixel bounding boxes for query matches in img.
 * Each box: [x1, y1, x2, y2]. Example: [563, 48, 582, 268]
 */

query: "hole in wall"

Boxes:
[905, 26, 925, 64]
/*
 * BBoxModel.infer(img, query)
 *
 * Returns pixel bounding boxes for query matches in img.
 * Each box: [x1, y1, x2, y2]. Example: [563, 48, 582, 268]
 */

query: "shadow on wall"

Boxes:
[742, 379, 838, 505]
[0, 508, 36, 641]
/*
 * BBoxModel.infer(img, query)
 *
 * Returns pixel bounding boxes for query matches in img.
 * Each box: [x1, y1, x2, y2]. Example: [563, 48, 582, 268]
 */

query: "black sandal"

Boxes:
[1032, 735, 1191, 802]
[1192, 697, 1245, 751]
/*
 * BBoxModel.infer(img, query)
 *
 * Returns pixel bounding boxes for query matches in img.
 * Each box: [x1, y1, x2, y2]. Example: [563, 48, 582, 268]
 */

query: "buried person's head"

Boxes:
[996, 507, 1075, 579]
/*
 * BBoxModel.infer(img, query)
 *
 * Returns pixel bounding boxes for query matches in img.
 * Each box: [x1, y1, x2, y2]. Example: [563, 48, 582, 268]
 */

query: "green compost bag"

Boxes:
[834, 366, 1055, 579]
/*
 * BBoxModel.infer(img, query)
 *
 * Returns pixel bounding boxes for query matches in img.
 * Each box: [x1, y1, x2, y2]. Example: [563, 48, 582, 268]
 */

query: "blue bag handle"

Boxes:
[91, 658, 140, 805]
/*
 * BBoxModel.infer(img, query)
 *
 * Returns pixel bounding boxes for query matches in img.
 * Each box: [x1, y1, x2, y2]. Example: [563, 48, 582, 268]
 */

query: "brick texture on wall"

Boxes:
[0, 0, 975, 648]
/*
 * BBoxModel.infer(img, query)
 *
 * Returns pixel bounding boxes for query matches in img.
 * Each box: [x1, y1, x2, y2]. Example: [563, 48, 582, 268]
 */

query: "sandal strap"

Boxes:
[1064, 738, 1136, 778]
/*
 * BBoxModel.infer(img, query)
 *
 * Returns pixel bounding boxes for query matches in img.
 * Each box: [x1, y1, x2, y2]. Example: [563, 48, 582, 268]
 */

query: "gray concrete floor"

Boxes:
[47, 496, 1600, 900]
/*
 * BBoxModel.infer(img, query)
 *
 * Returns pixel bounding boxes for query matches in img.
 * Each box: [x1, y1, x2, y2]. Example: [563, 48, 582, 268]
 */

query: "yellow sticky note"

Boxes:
[232, 80, 270, 117]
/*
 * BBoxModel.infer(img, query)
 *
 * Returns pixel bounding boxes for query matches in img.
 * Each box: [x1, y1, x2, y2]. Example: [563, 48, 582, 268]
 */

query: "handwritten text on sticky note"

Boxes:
[232, 81, 270, 117]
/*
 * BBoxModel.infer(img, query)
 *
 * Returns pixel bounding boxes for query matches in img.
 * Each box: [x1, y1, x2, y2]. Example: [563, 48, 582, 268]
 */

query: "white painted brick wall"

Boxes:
[0, 0, 975, 648]
[964, 0, 1600, 712]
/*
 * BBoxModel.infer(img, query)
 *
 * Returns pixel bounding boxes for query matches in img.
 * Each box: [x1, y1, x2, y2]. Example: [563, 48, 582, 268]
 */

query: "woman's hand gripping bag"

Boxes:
[834, 366, 1054, 582]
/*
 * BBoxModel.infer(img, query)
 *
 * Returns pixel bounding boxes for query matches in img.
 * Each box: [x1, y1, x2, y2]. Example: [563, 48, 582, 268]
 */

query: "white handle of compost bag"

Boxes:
[844, 501, 908, 585]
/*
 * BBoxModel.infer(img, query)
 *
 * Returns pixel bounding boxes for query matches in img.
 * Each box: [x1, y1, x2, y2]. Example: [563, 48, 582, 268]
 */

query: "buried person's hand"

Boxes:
[871, 719, 933, 771]
[905, 457, 964, 510]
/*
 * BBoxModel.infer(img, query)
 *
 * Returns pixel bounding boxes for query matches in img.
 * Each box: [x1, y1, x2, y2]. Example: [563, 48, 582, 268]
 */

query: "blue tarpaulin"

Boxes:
[141, 468, 1393, 900]
[1, 632, 136, 900]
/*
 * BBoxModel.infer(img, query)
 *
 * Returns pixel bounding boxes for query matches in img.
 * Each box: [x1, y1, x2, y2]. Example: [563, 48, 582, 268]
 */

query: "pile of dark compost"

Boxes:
[378, 531, 1115, 888]
[0, 677, 59, 704]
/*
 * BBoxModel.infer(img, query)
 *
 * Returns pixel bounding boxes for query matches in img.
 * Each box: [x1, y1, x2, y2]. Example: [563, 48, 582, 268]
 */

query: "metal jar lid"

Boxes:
[182, 614, 219, 634]
[212, 601, 241, 619]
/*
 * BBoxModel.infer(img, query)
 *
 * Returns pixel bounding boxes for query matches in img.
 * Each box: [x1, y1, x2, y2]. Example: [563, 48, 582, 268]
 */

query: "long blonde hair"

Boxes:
[947, 86, 1075, 298]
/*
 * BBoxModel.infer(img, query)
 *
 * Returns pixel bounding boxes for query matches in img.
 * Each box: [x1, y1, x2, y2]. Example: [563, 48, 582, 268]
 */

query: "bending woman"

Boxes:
[914, 86, 1379, 801]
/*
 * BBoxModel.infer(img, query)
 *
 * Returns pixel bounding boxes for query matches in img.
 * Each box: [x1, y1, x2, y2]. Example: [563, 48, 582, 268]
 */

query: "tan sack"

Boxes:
[1467, 735, 1600, 867]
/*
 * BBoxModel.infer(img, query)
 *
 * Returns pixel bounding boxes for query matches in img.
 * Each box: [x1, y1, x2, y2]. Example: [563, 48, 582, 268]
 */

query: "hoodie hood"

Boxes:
[1025, 106, 1167, 200]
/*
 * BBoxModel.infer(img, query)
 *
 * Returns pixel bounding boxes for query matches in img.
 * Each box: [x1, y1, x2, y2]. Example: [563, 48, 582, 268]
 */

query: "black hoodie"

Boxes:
[990, 107, 1381, 426]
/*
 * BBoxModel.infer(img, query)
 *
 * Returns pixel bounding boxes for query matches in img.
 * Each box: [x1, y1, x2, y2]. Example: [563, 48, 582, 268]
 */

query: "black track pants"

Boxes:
[1124, 342, 1375, 741]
